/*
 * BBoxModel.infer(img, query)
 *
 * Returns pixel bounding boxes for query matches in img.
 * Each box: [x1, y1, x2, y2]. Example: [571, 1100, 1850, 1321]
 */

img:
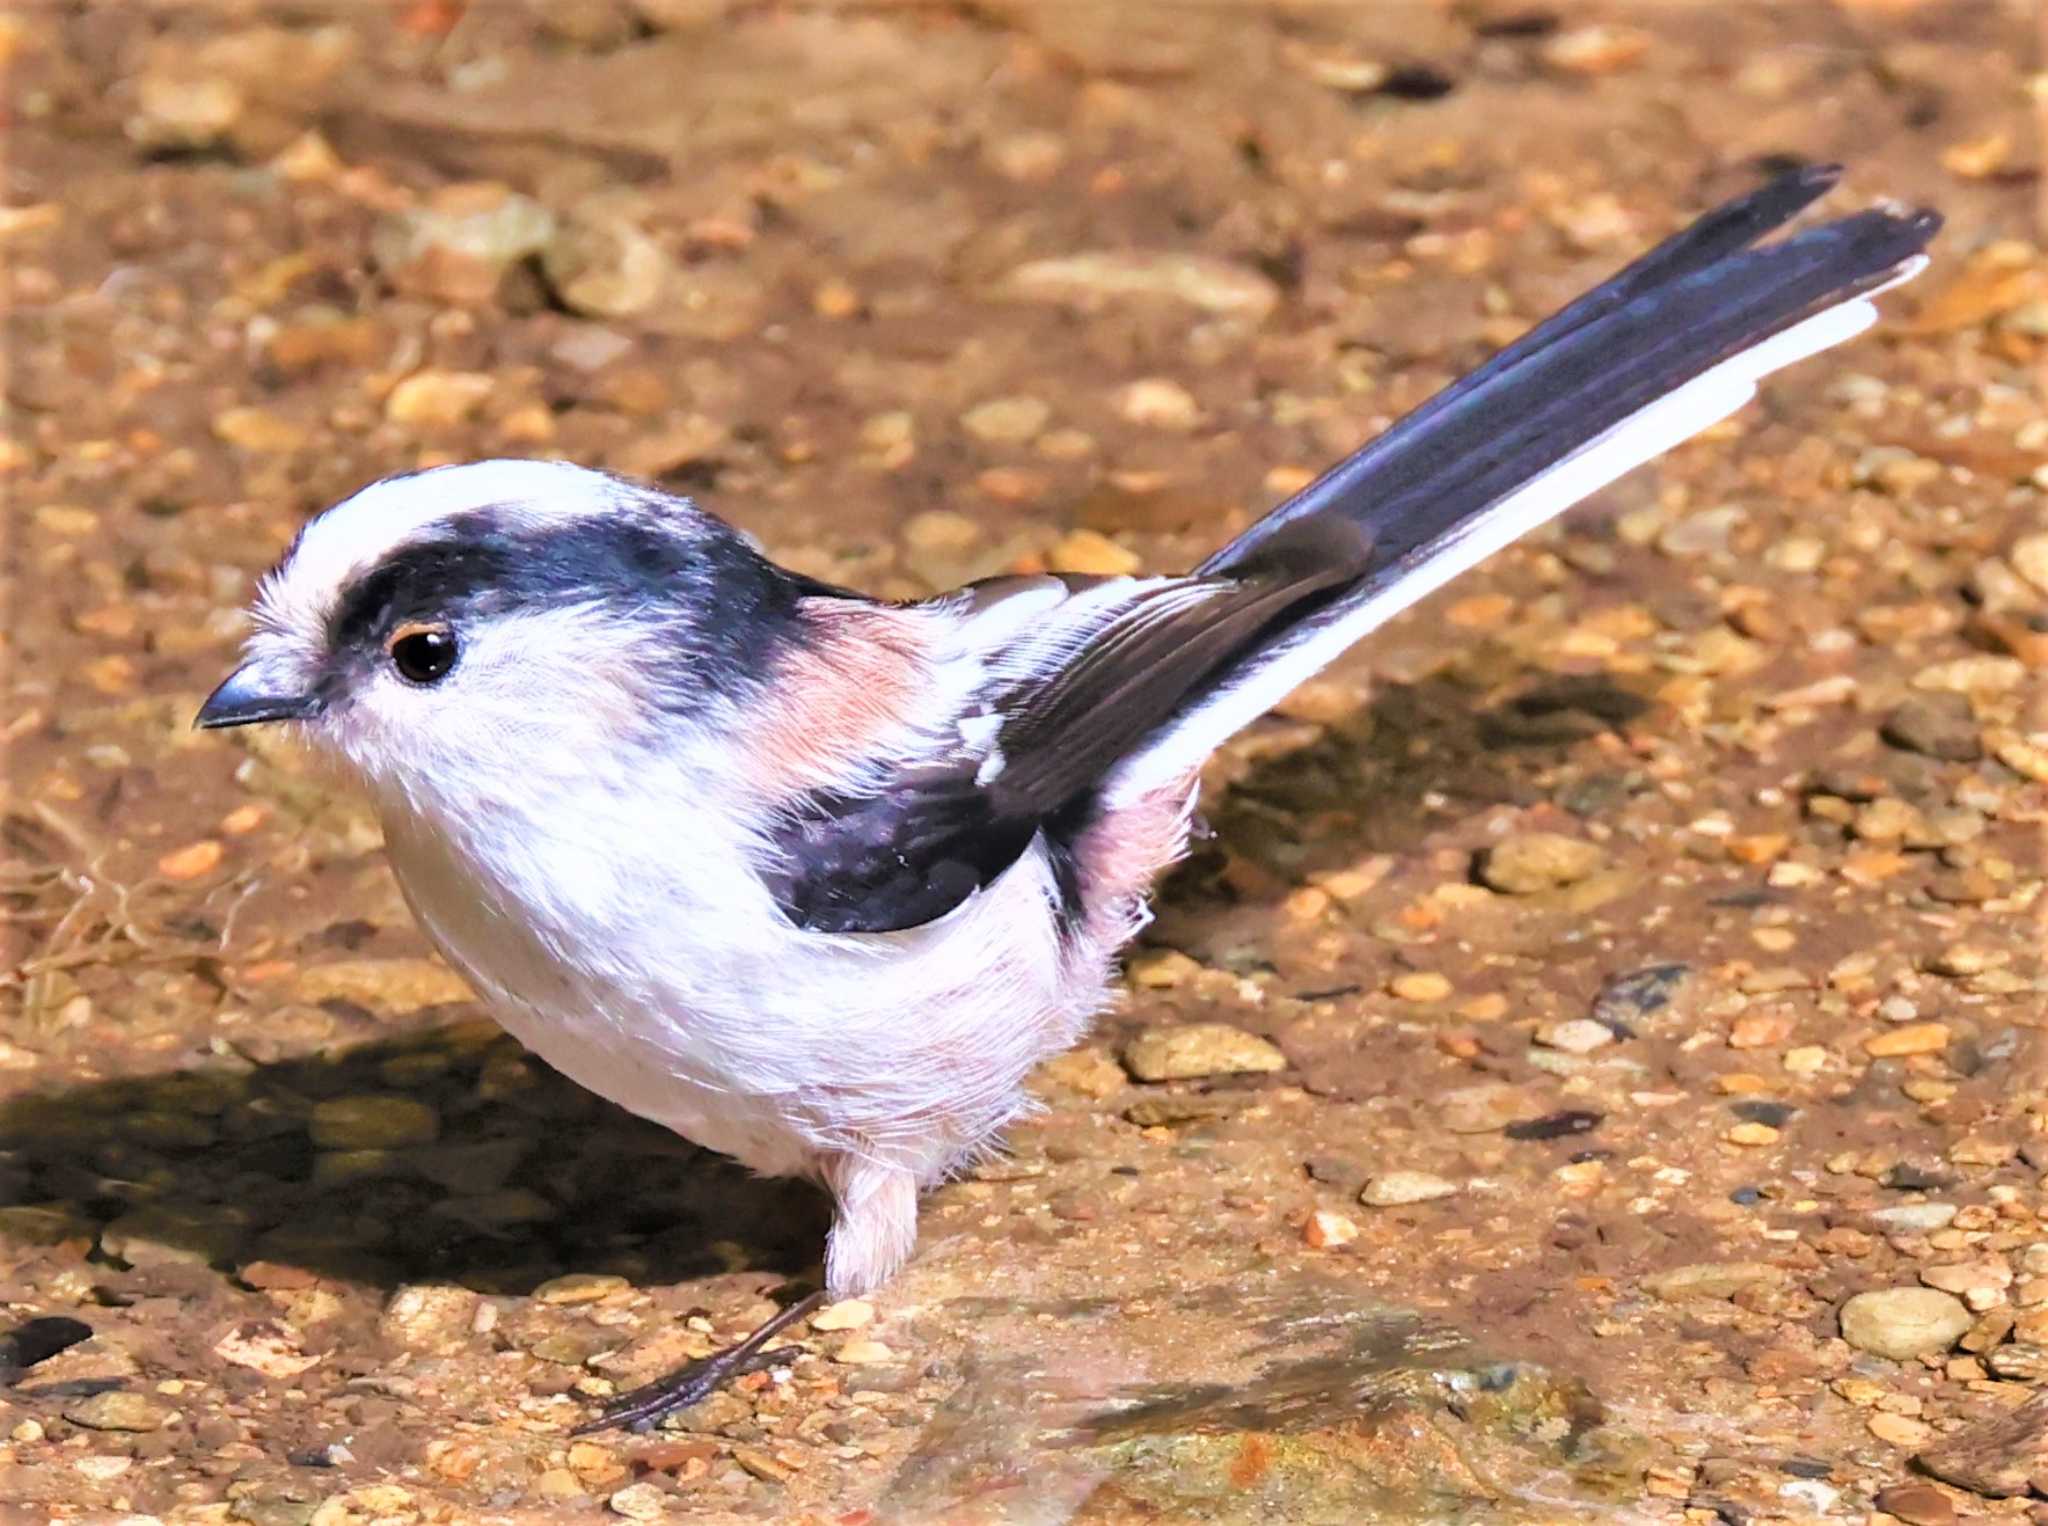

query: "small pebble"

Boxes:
[1656, 505, 1744, 557]
[961, 396, 1049, 443]
[1986, 1343, 2048, 1380]
[1864, 1023, 1949, 1058]
[1439, 1082, 1545, 1134]
[1840, 1287, 1973, 1359]
[1727, 833, 1790, 865]
[811, 1299, 873, 1332]
[1866, 1411, 1933, 1449]
[1127, 949, 1199, 989]
[1991, 730, 2048, 783]
[64, 1391, 171, 1432]
[379, 1284, 480, 1355]
[1114, 378, 1201, 431]
[1540, 23, 1651, 74]
[1729, 1011, 1794, 1049]
[214, 1320, 321, 1379]
[2010, 530, 2048, 593]
[1942, 131, 2012, 180]
[999, 250, 1280, 320]
[295, 958, 471, 1011]
[833, 1338, 894, 1365]
[812, 278, 860, 318]
[1303, 1209, 1359, 1248]
[1284, 43, 1389, 91]
[1873, 1483, 1955, 1526]
[1590, 963, 1692, 1029]
[1534, 1019, 1613, 1054]
[533, 1273, 628, 1306]
[1870, 1203, 1957, 1234]
[1881, 694, 1982, 762]
[126, 69, 242, 150]
[1124, 1094, 1236, 1127]
[901, 509, 979, 555]
[1853, 798, 1931, 845]
[1730, 1100, 1794, 1128]
[102, 1205, 241, 1268]
[213, 406, 306, 454]
[609, 1482, 668, 1520]
[1037, 1046, 1126, 1098]
[1122, 1023, 1285, 1082]
[1783, 1046, 1827, 1075]
[733, 1444, 796, 1483]
[1389, 972, 1452, 1003]
[1925, 944, 2005, 977]
[309, 1094, 441, 1149]
[568, 1441, 625, 1483]
[1920, 1259, 2012, 1298]
[1048, 528, 1141, 576]
[985, 130, 1066, 181]
[385, 370, 494, 428]
[157, 840, 223, 880]
[1479, 832, 1605, 894]
[220, 804, 267, 835]
[1361, 1171, 1459, 1207]
[538, 1467, 587, 1499]
[543, 203, 678, 320]
[1913, 654, 2023, 693]
[373, 182, 556, 306]
[1641, 1262, 1783, 1301]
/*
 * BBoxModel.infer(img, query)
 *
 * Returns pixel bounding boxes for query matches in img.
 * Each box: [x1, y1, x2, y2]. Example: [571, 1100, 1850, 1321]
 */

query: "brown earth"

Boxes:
[2, 3, 2045, 1523]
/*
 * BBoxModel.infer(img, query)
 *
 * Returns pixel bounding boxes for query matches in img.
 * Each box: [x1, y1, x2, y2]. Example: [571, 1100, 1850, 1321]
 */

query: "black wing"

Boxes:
[758, 558, 1362, 934]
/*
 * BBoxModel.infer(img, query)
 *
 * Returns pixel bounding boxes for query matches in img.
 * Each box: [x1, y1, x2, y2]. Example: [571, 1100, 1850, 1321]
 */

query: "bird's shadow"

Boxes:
[1156, 667, 1649, 911]
[0, 1029, 832, 1297]
[0, 667, 1642, 1296]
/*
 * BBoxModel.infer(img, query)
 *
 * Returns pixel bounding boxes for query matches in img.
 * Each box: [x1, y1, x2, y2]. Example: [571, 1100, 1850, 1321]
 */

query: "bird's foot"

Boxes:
[572, 1288, 825, 1435]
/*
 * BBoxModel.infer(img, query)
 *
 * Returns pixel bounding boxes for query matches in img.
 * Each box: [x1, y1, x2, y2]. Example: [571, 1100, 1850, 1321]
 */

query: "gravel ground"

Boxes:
[1, 3, 2044, 1522]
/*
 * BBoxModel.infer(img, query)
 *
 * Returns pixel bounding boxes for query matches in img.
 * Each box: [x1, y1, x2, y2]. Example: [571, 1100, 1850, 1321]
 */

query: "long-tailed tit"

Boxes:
[198, 166, 1938, 1430]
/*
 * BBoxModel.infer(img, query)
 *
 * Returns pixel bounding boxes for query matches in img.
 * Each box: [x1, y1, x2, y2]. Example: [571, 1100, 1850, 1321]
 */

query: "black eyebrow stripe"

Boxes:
[328, 521, 522, 652]
[318, 499, 838, 714]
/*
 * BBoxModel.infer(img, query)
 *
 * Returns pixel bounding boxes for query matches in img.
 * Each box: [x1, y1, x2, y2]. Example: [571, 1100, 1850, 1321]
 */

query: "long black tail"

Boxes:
[1101, 166, 1939, 803]
[1204, 164, 1936, 582]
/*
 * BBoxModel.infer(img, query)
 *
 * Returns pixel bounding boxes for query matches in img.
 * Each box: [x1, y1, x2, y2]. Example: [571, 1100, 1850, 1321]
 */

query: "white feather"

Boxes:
[256, 459, 626, 639]
[1102, 287, 1902, 806]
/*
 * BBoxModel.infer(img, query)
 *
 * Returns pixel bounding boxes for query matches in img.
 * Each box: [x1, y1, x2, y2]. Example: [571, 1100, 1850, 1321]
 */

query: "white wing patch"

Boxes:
[1102, 285, 1915, 806]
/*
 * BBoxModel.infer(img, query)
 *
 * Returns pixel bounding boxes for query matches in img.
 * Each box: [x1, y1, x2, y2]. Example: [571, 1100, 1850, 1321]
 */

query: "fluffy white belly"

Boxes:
[379, 810, 814, 1175]
[472, 981, 814, 1178]
[377, 794, 1098, 1184]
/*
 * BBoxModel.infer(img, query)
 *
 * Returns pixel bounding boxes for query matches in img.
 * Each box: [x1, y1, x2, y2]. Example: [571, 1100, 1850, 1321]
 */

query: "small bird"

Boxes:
[199, 166, 1936, 1430]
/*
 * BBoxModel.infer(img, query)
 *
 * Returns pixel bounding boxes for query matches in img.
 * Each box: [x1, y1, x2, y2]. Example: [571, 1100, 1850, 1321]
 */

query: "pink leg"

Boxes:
[821, 1152, 920, 1298]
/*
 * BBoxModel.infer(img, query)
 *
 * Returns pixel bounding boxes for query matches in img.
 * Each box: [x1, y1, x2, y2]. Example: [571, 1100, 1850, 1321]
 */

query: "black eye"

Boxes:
[389, 625, 458, 685]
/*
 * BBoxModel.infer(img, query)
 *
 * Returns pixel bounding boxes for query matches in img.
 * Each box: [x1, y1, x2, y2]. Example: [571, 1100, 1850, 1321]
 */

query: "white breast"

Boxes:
[373, 746, 1114, 1188]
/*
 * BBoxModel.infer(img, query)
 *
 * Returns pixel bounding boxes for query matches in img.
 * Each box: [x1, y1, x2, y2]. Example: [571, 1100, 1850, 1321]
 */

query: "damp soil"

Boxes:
[2, 3, 2045, 1522]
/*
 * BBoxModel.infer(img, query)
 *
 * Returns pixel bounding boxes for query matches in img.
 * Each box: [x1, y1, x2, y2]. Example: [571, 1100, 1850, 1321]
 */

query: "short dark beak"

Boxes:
[194, 667, 319, 730]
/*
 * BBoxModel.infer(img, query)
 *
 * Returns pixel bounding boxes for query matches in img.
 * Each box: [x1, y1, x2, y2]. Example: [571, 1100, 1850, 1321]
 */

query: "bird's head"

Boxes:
[197, 460, 800, 804]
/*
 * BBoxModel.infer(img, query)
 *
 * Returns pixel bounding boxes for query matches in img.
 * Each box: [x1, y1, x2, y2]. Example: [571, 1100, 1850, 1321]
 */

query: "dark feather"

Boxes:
[1205, 195, 1938, 584]
[761, 769, 1035, 934]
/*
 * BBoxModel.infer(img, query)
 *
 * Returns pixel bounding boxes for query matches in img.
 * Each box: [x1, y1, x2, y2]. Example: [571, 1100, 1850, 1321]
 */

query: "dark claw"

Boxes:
[571, 1287, 825, 1436]
[573, 1342, 783, 1434]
